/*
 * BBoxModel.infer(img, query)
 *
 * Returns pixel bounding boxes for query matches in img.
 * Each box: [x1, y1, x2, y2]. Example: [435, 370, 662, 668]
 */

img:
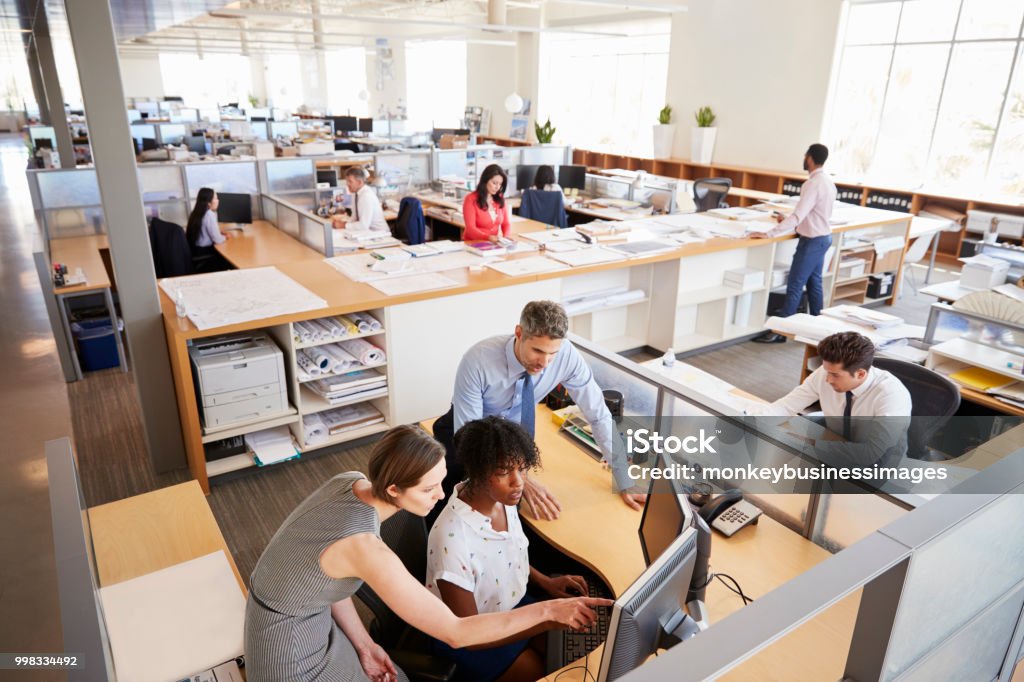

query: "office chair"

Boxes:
[148, 217, 193, 278]
[899, 234, 934, 296]
[519, 189, 568, 228]
[355, 511, 456, 682]
[873, 358, 960, 461]
[692, 177, 733, 213]
[394, 197, 426, 245]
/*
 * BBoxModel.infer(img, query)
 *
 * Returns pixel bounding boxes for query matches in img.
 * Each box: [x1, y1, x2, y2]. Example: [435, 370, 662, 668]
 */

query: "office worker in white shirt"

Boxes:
[331, 166, 389, 233]
[751, 332, 912, 469]
[432, 301, 647, 523]
[752, 143, 837, 344]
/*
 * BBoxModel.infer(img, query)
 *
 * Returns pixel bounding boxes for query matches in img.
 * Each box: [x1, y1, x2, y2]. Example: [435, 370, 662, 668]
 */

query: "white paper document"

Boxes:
[519, 229, 583, 244]
[160, 267, 326, 330]
[546, 246, 627, 267]
[326, 250, 481, 282]
[367, 271, 461, 296]
[486, 256, 570, 277]
[994, 283, 1024, 303]
[99, 551, 245, 682]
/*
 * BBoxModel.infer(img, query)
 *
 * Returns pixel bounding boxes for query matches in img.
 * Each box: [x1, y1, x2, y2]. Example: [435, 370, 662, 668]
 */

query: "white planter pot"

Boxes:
[652, 124, 676, 159]
[691, 126, 717, 165]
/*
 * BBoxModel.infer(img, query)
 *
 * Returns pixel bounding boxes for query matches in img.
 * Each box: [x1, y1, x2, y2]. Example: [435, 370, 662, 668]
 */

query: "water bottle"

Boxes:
[662, 347, 676, 367]
[175, 289, 187, 318]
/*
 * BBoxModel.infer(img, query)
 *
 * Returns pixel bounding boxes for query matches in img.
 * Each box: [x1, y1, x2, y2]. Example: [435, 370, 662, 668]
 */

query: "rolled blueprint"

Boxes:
[339, 338, 386, 365]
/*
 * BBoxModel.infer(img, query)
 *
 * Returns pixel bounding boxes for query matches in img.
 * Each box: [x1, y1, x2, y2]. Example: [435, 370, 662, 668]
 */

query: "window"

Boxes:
[0, 19, 36, 113]
[825, 0, 1024, 195]
[538, 19, 670, 155]
[405, 41, 466, 131]
[324, 48, 369, 116]
[264, 54, 304, 112]
[158, 54, 253, 109]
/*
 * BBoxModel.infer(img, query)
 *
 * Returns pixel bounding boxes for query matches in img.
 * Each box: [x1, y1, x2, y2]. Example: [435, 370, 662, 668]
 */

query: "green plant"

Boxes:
[658, 104, 673, 125]
[247, 93, 258, 108]
[535, 117, 556, 144]
[694, 106, 716, 127]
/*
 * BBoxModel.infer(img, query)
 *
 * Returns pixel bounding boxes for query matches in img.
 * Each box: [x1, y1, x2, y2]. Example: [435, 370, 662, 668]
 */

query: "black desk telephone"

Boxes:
[691, 488, 763, 537]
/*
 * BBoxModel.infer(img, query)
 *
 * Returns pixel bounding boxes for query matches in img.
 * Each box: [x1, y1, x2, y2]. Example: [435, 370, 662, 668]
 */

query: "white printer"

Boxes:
[189, 332, 288, 430]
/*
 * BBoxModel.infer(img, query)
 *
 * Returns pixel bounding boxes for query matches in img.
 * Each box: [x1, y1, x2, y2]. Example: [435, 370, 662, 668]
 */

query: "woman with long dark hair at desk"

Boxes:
[244, 425, 608, 682]
[185, 186, 231, 271]
[462, 164, 511, 242]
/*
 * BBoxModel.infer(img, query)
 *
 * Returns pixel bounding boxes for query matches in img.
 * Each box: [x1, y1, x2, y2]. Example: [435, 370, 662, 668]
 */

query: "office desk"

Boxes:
[920, 279, 975, 303]
[216, 220, 325, 269]
[49, 234, 128, 380]
[568, 201, 653, 222]
[424, 410, 854, 681]
[88, 481, 245, 593]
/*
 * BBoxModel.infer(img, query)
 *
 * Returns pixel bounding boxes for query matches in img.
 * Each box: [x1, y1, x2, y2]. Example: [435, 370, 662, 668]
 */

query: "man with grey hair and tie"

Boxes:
[431, 300, 646, 524]
[331, 166, 389, 233]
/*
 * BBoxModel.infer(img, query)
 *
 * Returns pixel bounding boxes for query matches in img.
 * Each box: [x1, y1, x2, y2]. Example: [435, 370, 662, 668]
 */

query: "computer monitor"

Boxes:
[639, 472, 711, 604]
[358, 117, 373, 133]
[316, 169, 338, 188]
[558, 164, 587, 191]
[185, 135, 207, 154]
[332, 115, 358, 133]
[516, 164, 541, 193]
[141, 137, 158, 151]
[597, 523, 699, 682]
[216, 193, 253, 224]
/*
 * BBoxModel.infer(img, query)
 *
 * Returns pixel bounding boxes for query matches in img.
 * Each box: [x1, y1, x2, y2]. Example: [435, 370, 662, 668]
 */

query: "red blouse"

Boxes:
[462, 192, 511, 241]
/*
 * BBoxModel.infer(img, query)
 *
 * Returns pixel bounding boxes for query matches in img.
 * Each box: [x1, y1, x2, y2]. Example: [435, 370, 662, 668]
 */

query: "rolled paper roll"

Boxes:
[338, 316, 360, 336]
[343, 313, 372, 334]
[319, 317, 349, 339]
[321, 343, 359, 373]
[296, 350, 323, 377]
[293, 321, 314, 343]
[339, 338, 386, 366]
[350, 311, 382, 332]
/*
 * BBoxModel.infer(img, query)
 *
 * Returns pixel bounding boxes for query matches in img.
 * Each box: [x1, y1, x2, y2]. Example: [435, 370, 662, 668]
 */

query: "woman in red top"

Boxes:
[462, 164, 511, 242]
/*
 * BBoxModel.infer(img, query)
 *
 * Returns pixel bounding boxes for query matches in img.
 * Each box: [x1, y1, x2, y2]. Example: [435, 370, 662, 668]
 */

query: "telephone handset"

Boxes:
[692, 488, 763, 537]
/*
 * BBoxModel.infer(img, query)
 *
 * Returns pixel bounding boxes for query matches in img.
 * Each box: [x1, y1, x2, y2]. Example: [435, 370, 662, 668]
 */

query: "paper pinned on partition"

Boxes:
[159, 267, 326, 330]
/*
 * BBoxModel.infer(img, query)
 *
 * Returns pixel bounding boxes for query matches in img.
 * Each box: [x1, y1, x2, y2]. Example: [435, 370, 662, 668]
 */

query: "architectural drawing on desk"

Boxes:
[158, 267, 327, 331]
[325, 249, 480, 283]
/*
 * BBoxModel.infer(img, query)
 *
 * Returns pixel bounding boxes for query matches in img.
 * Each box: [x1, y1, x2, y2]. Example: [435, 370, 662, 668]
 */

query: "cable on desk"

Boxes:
[712, 572, 753, 605]
[553, 651, 598, 682]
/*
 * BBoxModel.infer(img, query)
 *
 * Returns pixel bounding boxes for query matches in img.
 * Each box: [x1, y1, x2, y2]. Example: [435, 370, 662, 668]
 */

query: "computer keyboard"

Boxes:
[545, 576, 613, 673]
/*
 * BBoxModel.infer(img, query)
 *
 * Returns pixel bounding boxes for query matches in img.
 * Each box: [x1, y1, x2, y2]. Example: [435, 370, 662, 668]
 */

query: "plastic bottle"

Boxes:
[662, 347, 676, 367]
[175, 289, 187, 318]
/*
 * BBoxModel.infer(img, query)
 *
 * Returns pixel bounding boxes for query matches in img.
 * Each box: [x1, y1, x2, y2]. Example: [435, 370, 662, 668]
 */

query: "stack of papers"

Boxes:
[724, 267, 765, 289]
[948, 366, 1013, 391]
[319, 402, 384, 435]
[562, 287, 646, 316]
[245, 426, 300, 466]
[307, 369, 387, 405]
[546, 246, 627, 267]
[987, 381, 1024, 409]
[606, 239, 679, 258]
[486, 256, 569, 277]
[401, 241, 463, 257]
[822, 305, 903, 329]
[707, 207, 764, 221]
[519, 229, 583, 244]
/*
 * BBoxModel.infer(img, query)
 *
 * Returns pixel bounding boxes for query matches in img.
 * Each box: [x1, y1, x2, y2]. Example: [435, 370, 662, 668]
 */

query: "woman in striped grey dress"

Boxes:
[245, 425, 609, 682]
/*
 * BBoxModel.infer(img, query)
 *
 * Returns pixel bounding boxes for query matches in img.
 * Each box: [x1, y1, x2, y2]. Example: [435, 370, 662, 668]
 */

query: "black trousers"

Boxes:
[427, 405, 461, 528]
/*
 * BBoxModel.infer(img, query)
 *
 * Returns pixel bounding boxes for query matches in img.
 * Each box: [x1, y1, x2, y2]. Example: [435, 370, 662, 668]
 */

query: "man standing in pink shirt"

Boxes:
[752, 143, 837, 344]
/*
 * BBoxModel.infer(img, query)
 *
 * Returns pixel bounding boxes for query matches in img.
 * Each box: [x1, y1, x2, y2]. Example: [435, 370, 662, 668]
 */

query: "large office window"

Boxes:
[264, 53, 305, 112]
[325, 47, 369, 116]
[0, 18, 36, 113]
[406, 41, 467, 131]
[538, 19, 669, 155]
[824, 0, 1024, 195]
[158, 54, 253, 109]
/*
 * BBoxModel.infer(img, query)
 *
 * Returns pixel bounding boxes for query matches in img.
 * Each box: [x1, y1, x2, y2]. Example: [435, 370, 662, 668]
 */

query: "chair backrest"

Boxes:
[394, 196, 426, 245]
[148, 217, 193, 278]
[355, 510, 428, 647]
[873, 358, 960, 459]
[693, 177, 733, 212]
[518, 189, 568, 228]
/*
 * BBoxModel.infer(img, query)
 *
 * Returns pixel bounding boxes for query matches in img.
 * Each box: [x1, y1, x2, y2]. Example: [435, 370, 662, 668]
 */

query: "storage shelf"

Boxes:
[595, 335, 648, 353]
[300, 384, 389, 415]
[304, 421, 391, 451]
[200, 406, 299, 443]
[294, 326, 386, 350]
[835, 275, 870, 286]
[297, 361, 388, 384]
[207, 453, 256, 477]
[565, 297, 649, 317]
[678, 285, 766, 306]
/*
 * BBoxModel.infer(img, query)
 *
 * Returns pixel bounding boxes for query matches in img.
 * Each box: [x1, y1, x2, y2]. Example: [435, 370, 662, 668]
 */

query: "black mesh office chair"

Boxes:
[873, 358, 960, 461]
[692, 177, 732, 213]
[355, 511, 456, 682]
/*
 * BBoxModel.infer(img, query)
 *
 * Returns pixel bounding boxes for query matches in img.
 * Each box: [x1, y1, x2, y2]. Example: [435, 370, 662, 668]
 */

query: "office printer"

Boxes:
[188, 332, 288, 430]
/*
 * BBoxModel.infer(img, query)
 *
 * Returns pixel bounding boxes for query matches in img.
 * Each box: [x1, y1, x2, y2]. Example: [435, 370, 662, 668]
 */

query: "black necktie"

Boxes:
[354, 189, 361, 222]
[843, 391, 853, 440]
[520, 373, 535, 437]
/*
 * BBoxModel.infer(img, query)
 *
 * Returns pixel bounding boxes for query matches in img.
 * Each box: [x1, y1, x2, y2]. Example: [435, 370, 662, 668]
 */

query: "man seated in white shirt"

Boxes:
[426, 416, 591, 682]
[752, 331, 912, 471]
[331, 166, 389, 235]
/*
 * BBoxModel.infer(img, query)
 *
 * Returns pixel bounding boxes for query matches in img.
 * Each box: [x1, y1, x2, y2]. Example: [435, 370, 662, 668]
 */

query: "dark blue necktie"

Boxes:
[843, 391, 853, 440]
[520, 372, 535, 436]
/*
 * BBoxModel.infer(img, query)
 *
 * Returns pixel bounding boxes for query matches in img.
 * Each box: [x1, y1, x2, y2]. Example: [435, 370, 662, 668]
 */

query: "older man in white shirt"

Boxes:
[331, 166, 389, 233]
[753, 143, 837, 344]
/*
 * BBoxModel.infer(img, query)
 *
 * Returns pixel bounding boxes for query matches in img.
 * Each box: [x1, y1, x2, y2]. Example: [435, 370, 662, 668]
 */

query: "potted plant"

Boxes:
[652, 104, 675, 159]
[535, 117, 556, 144]
[692, 106, 717, 164]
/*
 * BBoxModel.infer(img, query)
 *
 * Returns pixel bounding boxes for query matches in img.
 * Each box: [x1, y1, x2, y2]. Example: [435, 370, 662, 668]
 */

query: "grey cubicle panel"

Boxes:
[28, 167, 105, 240]
[262, 157, 317, 193]
[46, 437, 117, 682]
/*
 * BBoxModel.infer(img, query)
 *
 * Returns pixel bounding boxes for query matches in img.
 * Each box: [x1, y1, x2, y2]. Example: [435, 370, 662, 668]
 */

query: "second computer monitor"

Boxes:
[332, 116, 358, 134]
[216, 193, 253, 224]
[516, 164, 541, 193]
[598, 525, 698, 682]
[639, 474, 688, 567]
[558, 164, 587, 191]
[358, 117, 373, 133]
